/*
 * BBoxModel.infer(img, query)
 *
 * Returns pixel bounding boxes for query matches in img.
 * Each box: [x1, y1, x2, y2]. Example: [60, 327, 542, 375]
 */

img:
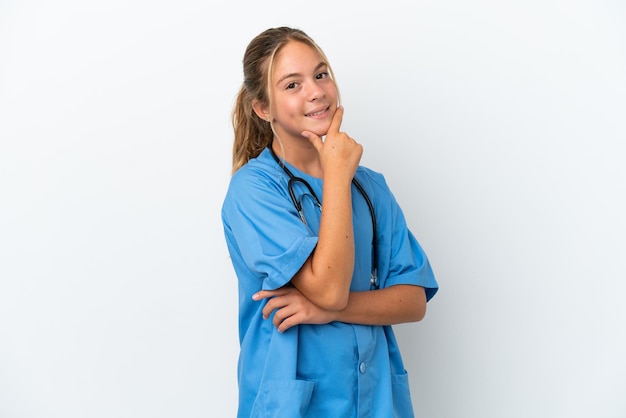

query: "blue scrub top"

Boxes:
[222, 148, 438, 418]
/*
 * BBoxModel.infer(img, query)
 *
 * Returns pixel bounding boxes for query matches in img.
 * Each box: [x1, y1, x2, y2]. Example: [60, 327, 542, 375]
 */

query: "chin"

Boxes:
[310, 123, 331, 137]
[311, 128, 329, 137]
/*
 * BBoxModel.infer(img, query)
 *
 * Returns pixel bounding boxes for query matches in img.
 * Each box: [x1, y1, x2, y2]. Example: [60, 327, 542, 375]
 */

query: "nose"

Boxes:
[306, 80, 325, 101]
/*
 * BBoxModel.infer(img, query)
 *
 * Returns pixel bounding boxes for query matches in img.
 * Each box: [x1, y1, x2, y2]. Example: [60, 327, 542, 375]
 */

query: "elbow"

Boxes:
[307, 279, 350, 310]
[411, 303, 427, 322]
[402, 285, 428, 323]
[316, 290, 349, 311]
[402, 304, 426, 323]
[290, 278, 349, 311]
[291, 264, 351, 311]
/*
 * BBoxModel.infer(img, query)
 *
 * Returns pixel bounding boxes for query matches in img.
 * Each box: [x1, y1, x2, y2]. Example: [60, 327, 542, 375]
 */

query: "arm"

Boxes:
[335, 285, 426, 324]
[290, 107, 363, 311]
[253, 284, 427, 333]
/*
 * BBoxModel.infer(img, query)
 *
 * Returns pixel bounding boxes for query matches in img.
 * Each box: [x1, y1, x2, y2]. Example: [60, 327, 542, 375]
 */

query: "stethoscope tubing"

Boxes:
[268, 146, 379, 289]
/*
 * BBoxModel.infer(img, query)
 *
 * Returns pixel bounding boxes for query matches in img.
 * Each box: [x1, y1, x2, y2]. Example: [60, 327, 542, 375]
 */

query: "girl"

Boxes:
[222, 26, 438, 418]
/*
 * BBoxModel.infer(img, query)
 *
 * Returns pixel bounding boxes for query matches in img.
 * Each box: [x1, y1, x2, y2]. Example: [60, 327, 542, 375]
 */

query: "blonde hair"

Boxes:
[231, 27, 339, 173]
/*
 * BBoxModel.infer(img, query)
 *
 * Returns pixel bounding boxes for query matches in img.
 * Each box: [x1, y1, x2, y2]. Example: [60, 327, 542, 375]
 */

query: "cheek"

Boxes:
[283, 98, 303, 116]
[325, 82, 339, 102]
[272, 96, 297, 118]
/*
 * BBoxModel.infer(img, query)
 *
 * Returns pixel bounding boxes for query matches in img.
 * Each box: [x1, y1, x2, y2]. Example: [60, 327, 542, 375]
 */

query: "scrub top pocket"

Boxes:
[250, 378, 316, 418]
[391, 370, 415, 418]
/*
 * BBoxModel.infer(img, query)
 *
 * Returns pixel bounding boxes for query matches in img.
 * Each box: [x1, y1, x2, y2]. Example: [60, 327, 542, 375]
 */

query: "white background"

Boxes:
[1, 1, 625, 417]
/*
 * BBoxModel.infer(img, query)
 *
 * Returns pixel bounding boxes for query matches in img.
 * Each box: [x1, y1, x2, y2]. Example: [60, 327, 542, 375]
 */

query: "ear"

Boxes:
[252, 99, 270, 122]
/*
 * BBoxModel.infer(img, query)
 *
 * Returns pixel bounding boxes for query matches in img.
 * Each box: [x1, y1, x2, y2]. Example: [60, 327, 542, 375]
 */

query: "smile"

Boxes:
[305, 107, 329, 117]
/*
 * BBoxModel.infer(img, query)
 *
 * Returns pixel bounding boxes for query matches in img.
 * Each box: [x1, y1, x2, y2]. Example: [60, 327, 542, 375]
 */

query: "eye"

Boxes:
[286, 81, 298, 90]
[315, 71, 329, 80]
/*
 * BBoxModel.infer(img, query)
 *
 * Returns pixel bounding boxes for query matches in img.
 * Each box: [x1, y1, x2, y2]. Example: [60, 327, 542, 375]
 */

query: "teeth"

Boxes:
[307, 109, 325, 116]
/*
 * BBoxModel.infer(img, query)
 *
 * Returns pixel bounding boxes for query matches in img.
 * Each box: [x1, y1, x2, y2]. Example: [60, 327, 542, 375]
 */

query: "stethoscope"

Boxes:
[268, 145, 379, 289]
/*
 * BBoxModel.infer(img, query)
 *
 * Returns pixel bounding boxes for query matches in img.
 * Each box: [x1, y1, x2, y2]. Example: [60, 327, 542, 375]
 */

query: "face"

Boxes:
[265, 40, 338, 143]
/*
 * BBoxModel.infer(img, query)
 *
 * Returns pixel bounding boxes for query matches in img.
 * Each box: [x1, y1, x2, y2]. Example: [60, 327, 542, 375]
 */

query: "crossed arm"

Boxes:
[252, 283, 427, 333]
[259, 107, 427, 331]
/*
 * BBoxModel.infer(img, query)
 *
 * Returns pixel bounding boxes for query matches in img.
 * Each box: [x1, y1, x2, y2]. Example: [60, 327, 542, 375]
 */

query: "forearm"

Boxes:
[256, 284, 427, 332]
[292, 106, 361, 310]
[331, 284, 427, 325]
[291, 179, 354, 310]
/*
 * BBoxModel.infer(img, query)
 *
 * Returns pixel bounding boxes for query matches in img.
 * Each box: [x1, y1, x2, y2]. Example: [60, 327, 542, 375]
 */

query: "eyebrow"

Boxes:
[275, 62, 327, 86]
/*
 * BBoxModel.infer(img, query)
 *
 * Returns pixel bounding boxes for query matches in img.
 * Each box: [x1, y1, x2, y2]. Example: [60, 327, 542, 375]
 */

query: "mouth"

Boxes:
[305, 106, 329, 117]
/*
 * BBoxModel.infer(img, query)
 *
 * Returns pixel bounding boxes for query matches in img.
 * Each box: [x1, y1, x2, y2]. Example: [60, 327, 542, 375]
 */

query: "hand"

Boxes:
[302, 106, 363, 182]
[253, 286, 335, 332]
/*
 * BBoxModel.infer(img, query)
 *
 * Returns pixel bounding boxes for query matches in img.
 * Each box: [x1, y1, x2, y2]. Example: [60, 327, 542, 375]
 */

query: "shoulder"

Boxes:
[228, 149, 284, 193]
[355, 165, 392, 196]
[222, 149, 288, 219]
[353, 166, 407, 220]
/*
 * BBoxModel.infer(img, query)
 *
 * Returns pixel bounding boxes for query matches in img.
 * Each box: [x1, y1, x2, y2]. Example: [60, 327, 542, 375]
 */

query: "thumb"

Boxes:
[302, 130, 323, 152]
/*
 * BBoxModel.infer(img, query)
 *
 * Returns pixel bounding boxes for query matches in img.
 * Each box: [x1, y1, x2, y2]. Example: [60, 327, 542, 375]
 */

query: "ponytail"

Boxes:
[231, 86, 272, 174]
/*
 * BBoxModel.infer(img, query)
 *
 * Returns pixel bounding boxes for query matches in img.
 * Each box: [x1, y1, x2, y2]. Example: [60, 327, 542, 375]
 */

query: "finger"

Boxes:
[327, 106, 344, 135]
[262, 302, 273, 319]
[262, 289, 297, 318]
[252, 288, 287, 301]
[301, 130, 323, 152]
[277, 314, 298, 333]
[262, 296, 286, 319]
[272, 306, 297, 329]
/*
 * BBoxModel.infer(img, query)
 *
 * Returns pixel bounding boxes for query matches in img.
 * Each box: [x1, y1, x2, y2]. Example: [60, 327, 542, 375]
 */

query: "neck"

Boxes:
[271, 139, 323, 178]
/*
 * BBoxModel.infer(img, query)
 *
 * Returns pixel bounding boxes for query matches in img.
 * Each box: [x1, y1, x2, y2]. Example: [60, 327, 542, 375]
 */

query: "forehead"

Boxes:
[272, 40, 324, 77]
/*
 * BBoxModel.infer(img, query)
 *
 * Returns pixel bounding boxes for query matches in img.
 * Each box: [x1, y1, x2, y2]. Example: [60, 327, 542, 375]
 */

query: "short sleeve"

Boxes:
[365, 171, 439, 301]
[222, 163, 318, 291]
